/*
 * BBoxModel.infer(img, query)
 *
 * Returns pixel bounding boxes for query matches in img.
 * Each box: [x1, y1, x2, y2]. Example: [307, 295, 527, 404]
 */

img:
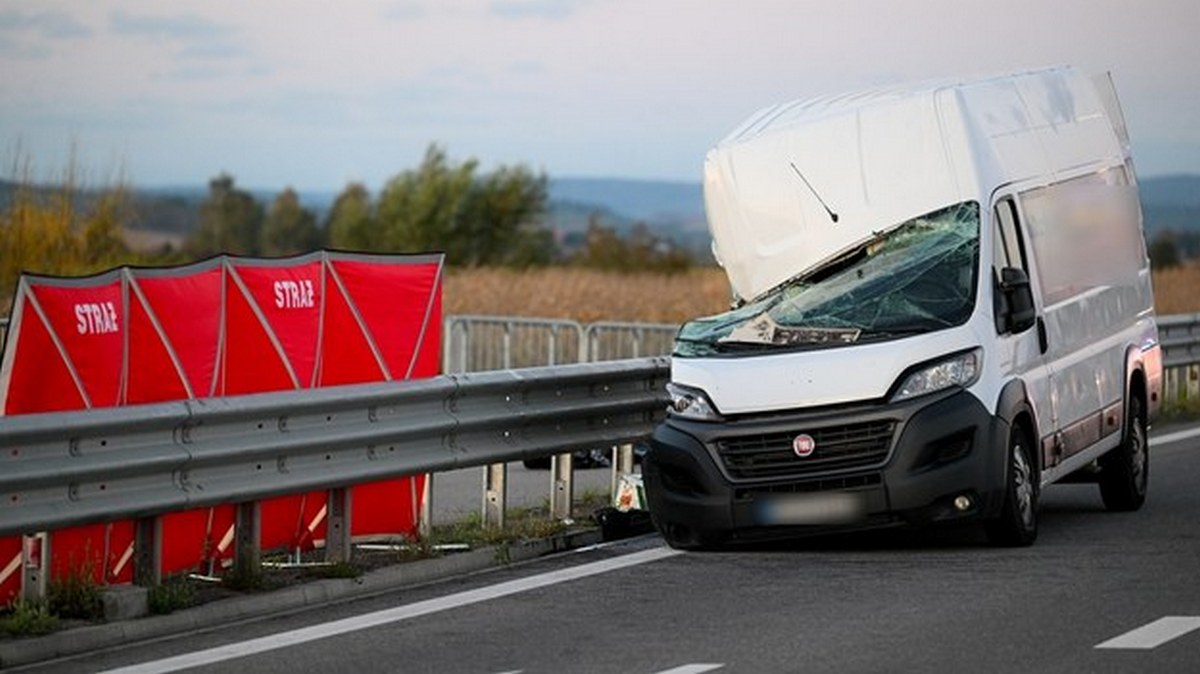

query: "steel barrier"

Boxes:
[1160, 313, 1200, 404]
[0, 358, 669, 590]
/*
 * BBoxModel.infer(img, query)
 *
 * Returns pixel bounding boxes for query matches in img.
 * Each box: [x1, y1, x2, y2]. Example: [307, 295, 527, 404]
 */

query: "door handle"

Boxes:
[1036, 316, 1048, 354]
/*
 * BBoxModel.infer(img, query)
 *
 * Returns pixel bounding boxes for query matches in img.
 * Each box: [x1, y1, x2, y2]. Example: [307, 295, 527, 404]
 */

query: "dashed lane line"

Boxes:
[1095, 616, 1200, 650]
[653, 665, 725, 674]
[98, 547, 683, 674]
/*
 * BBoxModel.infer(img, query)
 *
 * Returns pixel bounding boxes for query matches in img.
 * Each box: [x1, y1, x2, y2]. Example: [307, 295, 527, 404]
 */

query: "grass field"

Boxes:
[445, 263, 1200, 323]
[1151, 263, 1200, 316]
[444, 267, 734, 324]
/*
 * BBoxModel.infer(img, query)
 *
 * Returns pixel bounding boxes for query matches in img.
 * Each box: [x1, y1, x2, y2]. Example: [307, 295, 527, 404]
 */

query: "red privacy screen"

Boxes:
[0, 252, 443, 604]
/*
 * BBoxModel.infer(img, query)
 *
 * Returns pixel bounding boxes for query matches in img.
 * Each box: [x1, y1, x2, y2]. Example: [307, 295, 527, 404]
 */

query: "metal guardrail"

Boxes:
[1160, 313, 1200, 368]
[0, 358, 669, 539]
[1159, 313, 1200, 405]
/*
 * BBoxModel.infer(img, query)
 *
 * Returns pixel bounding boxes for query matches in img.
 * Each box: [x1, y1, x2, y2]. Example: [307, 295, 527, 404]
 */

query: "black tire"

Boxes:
[653, 516, 725, 551]
[1099, 395, 1148, 512]
[986, 424, 1039, 547]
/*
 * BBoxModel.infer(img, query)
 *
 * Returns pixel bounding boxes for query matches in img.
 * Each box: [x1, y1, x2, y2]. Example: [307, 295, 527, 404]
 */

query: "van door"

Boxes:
[991, 196, 1058, 468]
[1017, 170, 1138, 465]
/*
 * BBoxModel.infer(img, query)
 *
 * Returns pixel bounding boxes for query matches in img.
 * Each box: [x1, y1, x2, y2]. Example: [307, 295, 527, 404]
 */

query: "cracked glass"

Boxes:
[675, 201, 981, 357]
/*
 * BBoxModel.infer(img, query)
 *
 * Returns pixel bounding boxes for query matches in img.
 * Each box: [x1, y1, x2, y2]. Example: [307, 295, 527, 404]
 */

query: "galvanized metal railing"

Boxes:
[0, 358, 670, 594]
[1160, 313, 1200, 404]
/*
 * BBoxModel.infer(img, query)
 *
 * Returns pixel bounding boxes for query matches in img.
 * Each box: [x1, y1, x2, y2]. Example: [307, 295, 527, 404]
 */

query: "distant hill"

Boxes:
[1140, 174, 1200, 209]
[3, 174, 1196, 252]
[548, 178, 704, 224]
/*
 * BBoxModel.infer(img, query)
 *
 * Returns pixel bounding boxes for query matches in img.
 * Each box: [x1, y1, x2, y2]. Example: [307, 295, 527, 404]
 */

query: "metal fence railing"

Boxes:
[584, 321, 679, 362]
[442, 315, 583, 374]
[1160, 313, 1200, 404]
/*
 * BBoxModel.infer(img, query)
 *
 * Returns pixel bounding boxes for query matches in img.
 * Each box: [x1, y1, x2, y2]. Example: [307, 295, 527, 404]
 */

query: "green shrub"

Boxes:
[0, 600, 59, 636]
[148, 577, 197, 615]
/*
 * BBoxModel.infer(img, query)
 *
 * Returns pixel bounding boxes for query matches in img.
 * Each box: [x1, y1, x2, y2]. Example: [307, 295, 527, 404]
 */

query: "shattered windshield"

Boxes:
[675, 201, 980, 357]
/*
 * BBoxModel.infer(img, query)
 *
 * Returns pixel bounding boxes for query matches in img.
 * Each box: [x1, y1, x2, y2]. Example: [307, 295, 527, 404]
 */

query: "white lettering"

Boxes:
[73, 302, 120, 335]
[272, 280, 315, 309]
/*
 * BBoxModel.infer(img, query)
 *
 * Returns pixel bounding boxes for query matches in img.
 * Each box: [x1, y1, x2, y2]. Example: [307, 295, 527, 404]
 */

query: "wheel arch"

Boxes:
[1124, 345, 1149, 432]
[995, 378, 1041, 481]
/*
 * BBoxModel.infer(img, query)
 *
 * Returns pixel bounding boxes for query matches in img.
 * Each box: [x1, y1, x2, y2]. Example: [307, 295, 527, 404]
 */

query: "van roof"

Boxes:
[704, 66, 1127, 301]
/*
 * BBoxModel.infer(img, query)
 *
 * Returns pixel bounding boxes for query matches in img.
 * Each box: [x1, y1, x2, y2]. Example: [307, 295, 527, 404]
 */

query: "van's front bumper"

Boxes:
[642, 389, 1010, 545]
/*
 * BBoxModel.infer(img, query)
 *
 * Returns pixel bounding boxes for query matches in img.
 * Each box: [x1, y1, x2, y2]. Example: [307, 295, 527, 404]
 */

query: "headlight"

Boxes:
[666, 382, 722, 421]
[892, 348, 982, 402]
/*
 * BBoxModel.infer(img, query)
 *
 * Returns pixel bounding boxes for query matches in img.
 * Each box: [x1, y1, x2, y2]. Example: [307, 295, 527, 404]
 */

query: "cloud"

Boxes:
[108, 9, 251, 72]
[488, 0, 591, 20]
[0, 9, 93, 39]
[109, 10, 228, 41]
[383, 1, 429, 21]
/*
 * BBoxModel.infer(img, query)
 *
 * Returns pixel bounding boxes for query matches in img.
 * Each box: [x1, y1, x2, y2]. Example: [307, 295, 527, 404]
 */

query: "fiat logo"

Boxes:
[793, 434, 816, 458]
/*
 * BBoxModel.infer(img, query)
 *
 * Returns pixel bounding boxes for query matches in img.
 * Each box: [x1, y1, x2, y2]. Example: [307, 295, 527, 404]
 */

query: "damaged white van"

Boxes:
[643, 67, 1162, 548]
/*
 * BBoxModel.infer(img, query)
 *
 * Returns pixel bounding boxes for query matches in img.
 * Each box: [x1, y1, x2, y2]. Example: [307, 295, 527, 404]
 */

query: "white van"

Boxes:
[643, 67, 1162, 548]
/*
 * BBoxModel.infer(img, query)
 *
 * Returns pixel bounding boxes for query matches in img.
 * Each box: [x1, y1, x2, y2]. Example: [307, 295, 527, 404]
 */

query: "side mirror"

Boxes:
[999, 267, 1036, 333]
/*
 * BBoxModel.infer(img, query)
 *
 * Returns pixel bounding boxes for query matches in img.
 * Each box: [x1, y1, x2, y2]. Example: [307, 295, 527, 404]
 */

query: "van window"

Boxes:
[1020, 167, 1145, 306]
[673, 201, 980, 357]
[993, 198, 1027, 272]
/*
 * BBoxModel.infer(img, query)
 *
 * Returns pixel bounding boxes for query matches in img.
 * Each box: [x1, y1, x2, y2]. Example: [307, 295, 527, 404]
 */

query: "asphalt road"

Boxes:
[16, 425, 1200, 674]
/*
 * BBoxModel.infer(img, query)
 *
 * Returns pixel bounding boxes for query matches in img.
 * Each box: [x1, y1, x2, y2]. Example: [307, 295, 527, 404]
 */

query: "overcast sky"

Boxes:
[2, 0, 1198, 192]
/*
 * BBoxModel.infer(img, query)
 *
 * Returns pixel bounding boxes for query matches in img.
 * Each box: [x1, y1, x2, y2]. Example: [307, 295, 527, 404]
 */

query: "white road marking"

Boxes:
[1095, 616, 1200, 649]
[98, 546, 682, 674]
[1150, 425, 1200, 447]
[653, 665, 725, 674]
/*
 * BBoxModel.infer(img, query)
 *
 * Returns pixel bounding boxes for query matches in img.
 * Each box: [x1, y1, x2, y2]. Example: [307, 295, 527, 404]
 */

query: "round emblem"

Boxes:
[793, 434, 816, 458]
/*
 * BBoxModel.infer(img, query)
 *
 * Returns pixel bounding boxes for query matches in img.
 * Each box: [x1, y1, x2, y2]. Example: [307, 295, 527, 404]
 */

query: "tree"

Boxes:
[1148, 231, 1181, 270]
[0, 174, 133, 304]
[82, 190, 132, 265]
[460, 164, 551, 266]
[373, 144, 552, 265]
[189, 174, 263, 256]
[261, 187, 320, 256]
[571, 215, 692, 273]
[326, 182, 374, 251]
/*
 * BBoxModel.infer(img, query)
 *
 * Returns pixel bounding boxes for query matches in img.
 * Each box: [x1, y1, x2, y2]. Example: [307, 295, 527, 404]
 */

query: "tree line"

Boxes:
[0, 145, 697, 306]
[185, 144, 692, 271]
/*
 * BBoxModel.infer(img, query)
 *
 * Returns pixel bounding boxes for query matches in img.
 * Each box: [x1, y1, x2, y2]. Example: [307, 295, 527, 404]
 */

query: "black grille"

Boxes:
[715, 420, 895, 480]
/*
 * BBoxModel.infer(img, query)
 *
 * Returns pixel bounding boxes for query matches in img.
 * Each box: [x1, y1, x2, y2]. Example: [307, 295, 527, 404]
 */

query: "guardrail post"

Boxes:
[483, 463, 507, 529]
[550, 453, 574, 521]
[21, 533, 48, 602]
[234, 501, 261, 580]
[610, 443, 635, 500]
[419, 474, 433, 539]
[134, 516, 162, 587]
[325, 487, 352, 563]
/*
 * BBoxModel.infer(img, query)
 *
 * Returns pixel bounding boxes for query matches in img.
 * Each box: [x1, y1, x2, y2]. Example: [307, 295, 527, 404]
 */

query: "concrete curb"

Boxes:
[0, 528, 603, 669]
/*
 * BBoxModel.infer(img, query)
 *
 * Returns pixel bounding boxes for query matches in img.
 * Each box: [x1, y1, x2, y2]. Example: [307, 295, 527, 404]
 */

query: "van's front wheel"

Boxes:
[1099, 395, 1148, 512]
[985, 425, 1039, 547]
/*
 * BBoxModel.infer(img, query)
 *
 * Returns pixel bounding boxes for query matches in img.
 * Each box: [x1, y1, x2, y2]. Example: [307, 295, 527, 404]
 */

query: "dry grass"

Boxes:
[1153, 263, 1200, 316]
[444, 267, 732, 324]
[444, 263, 1200, 324]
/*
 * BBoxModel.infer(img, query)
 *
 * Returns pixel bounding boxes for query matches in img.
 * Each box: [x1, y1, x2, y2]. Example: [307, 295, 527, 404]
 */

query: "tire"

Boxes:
[1099, 395, 1148, 512]
[653, 516, 725, 551]
[986, 424, 1039, 547]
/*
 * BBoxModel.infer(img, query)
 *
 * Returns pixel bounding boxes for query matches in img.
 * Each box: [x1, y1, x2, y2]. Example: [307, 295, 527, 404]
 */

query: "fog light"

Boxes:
[953, 495, 972, 512]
